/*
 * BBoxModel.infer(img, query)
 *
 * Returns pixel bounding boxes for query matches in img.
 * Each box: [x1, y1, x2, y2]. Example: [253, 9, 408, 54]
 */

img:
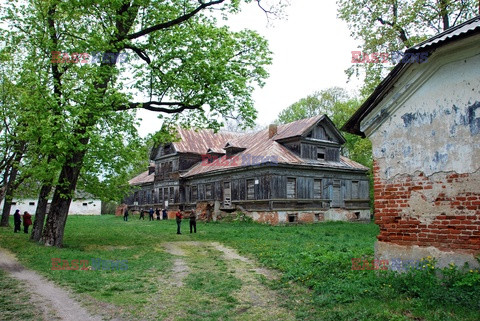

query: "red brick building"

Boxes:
[343, 17, 480, 268]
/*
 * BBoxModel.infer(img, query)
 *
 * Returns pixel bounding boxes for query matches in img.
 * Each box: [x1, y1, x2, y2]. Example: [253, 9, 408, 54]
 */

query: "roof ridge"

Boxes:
[409, 15, 480, 51]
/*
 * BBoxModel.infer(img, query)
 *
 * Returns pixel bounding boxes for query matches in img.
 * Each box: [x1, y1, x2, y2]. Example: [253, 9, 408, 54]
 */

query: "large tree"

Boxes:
[337, 0, 478, 96]
[0, 0, 275, 246]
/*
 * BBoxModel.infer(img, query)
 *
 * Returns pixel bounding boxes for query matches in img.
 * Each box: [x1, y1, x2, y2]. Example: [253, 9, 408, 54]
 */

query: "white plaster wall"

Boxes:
[0, 199, 101, 215]
[365, 50, 480, 180]
[69, 199, 101, 215]
[324, 208, 370, 221]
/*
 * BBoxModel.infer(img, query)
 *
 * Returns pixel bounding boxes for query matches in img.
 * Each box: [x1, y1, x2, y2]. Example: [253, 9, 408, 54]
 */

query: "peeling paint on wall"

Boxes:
[366, 50, 480, 267]
[371, 56, 480, 178]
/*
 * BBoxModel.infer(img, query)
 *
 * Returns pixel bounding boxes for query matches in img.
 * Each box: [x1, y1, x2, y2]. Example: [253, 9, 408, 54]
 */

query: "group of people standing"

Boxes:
[13, 209, 32, 234]
[123, 207, 167, 221]
[175, 210, 196, 235]
[122, 207, 197, 235]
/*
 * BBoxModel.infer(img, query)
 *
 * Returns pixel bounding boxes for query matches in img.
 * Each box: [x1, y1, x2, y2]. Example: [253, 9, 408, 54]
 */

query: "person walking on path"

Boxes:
[189, 211, 197, 234]
[162, 208, 167, 220]
[22, 211, 32, 234]
[176, 210, 182, 234]
[124, 209, 129, 221]
[155, 208, 161, 220]
[149, 208, 154, 221]
[13, 209, 21, 233]
[139, 209, 145, 220]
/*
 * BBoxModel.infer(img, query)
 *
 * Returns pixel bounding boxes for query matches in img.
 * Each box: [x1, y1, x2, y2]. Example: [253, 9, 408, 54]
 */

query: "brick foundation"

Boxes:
[373, 161, 480, 255]
[115, 204, 127, 216]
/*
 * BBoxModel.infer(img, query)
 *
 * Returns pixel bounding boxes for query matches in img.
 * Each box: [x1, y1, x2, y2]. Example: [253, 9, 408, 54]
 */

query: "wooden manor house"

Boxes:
[123, 115, 371, 224]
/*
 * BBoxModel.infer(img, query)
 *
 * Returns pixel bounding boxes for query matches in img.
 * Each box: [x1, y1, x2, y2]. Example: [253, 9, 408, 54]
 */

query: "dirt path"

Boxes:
[155, 241, 295, 321]
[0, 248, 104, 321]
[163, 242, 190, 287]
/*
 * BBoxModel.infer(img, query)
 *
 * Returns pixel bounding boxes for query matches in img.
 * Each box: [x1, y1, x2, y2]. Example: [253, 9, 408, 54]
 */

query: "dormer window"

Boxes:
[317, 147, 325, 160]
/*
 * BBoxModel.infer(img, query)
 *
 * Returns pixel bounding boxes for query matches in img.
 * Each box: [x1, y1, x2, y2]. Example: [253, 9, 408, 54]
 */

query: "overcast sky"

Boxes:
[136, 0, 361, 137]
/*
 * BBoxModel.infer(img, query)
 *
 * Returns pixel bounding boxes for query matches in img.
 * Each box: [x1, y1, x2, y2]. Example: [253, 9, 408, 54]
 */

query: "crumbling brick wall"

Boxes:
[373, 161, 480, 255]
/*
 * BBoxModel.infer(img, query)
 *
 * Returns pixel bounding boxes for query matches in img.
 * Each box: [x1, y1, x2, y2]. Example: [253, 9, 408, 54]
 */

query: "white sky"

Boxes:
[136, 0, 361, 137]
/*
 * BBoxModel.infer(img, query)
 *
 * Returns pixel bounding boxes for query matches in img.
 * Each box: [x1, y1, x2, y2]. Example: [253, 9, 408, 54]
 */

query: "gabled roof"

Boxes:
[273, 115, 324, 140]
[342, 15, 480, 137]
[172, 128, 240, 154]
[129, 170, 154, 186]
[180, 116, 367, 178]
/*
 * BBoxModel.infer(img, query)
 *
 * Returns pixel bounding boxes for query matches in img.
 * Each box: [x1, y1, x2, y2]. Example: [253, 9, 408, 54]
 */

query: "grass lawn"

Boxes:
[0, 215, 479, 320]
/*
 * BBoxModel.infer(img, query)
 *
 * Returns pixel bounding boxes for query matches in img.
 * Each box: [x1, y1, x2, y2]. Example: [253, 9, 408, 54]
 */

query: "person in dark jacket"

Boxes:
[13, 209, 21, 233]
[149, 208, 154, 221]
[155, 208, 161, 220]
[189, 211, 197, 234]
[139, 209, 145, 220]
[176, 210, 182, 234]
[23, 211, 32, 234]
[124, 209, 129, 221]
[162, 208, 167, 220]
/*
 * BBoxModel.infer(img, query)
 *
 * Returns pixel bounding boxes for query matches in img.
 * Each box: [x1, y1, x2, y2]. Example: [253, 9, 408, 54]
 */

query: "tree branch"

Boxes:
[117, 101, 202, 113]
[124, 44, 151, 64]
[126, 0, 225, 40]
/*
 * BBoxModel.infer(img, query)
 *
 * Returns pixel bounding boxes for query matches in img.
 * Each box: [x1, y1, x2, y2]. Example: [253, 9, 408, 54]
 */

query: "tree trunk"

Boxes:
[439, 0, 450, 30]
[1, 192, 14, 227]
[0, 161, 20, 227]
[41, 149, 86, 247]
[30, 184, 52, 241]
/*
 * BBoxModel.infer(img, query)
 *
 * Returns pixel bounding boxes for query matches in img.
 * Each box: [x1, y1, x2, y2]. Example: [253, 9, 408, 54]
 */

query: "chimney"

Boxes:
[268, 124, 277, 139]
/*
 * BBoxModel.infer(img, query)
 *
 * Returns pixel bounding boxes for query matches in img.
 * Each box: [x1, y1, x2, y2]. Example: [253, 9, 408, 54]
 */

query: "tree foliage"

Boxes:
[337, 0, 479, 96]
[0, 0, 276, 246]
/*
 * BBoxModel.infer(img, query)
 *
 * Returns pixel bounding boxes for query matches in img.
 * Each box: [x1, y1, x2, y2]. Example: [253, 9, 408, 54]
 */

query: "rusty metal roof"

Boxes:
[129, 170, 154, 185]
[180, 118, 367, 177]
[173, 128, 241, 154]
[273, 115, 324, 140]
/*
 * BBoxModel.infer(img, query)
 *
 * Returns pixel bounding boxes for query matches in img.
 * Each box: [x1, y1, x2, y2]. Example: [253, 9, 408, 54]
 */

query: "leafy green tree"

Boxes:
[337, 0, 478, 96]
[1, 0, 276, 246]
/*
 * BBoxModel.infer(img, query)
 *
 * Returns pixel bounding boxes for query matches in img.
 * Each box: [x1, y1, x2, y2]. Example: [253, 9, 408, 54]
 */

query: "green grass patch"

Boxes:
[0, 215, 479, 320]
[0, 269, 43, 321]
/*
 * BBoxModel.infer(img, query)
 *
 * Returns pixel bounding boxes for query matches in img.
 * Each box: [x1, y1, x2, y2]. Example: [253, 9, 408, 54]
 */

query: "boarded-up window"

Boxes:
[192, 186, 198, 202]
[224, 181, 231, 206]
[317, 148, 325, 160]
[205, 184, 212, 199]
[352, 181, 359, 199]
[169, 187, 174, 203]
[332, 180, 341, 207]
[314, 179, 322, 199]
[287, 178, 296, 199]
[247, 179, 255, 200]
